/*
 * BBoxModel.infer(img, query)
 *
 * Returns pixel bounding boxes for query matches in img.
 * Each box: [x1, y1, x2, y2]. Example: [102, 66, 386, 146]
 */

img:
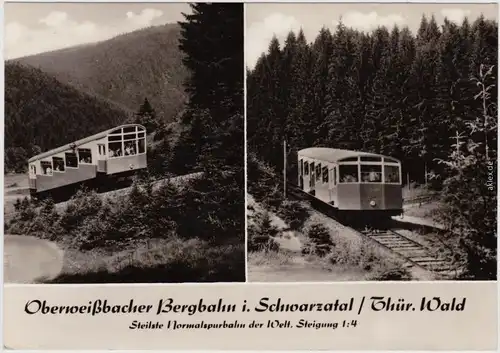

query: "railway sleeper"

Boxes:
[370, 237, 413, 243]
[408, 256, 443, 262]
[433, 267, 457, 273]
[389, 244, 423, 249]
[414, 260, 451, 267]
[400, 251, 431, 258]
[389, 246, 424, 251]
[371, 238, 411, 243]
[380, 239, 412, 244]
[379, 243, 419, 251]
[369, 234, 402, 239]
[384, 244, 427, 250]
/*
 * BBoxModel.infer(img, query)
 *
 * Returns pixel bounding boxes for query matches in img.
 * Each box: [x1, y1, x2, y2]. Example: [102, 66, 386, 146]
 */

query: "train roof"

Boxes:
[297, 147, 400, 163]
[28, 124, 146, 163]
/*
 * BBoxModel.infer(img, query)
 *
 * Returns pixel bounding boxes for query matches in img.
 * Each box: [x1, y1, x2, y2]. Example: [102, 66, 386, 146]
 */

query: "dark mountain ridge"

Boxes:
[5, 62, 130, 172]
[13, 23, 189, 124]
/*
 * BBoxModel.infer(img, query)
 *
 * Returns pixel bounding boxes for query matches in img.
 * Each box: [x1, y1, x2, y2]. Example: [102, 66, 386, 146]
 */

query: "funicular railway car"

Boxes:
[28, 124, 147, 200]
[297, 148, 403, 222]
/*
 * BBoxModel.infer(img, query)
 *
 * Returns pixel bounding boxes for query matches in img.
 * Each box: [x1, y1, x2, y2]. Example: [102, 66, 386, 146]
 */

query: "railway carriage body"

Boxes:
[297, 148, 403, 218]
[28, 124, 147, 198]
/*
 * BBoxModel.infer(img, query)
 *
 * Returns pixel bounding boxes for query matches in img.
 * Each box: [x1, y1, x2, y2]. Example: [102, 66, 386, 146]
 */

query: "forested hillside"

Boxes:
[15, 24, 188, 124]
[247, 14, 497, 280]
[247, 15, 497, 185]
[5, 62, 130, 172]
[5, 3, 245, 284]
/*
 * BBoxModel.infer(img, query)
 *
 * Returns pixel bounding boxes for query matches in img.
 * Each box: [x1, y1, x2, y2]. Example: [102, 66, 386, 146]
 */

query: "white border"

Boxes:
[2, 0, 499, 352]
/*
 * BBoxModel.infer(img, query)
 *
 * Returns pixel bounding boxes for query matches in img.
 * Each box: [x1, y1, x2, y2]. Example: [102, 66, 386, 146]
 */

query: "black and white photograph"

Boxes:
[246, 3, 497, 282]
[4, 2, 245, 284]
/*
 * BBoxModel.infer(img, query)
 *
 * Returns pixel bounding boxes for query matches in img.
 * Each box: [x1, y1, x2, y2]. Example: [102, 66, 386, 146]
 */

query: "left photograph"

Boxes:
[3, 2, 245, 284]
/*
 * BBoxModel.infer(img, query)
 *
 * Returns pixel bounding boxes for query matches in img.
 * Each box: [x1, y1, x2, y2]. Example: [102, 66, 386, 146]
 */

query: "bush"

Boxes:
[59, 188, 103, 233]
[369, 267, 412, 281]
[301, 224, 334, 257]
[277, 200, 310, 231]
[247, 153, 283, 210]
[248, 211, 280, 252]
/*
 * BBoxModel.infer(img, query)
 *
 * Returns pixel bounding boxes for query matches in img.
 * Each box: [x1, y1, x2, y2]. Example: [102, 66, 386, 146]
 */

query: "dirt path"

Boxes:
[4, 234, 64, 284]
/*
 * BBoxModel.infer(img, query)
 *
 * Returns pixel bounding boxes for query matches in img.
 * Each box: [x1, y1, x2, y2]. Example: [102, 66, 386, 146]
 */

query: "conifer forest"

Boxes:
[247, 15, 497, 280]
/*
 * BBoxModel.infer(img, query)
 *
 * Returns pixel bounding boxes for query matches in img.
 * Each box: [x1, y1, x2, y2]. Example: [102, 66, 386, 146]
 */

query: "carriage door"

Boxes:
[328, 165, 334, 203]
[298, 159, 304, 189]
[309, 162, 315, 190]
[98, 144, 106, 160]
[97, 143, 107, 173]
[330, 166, 338, 205]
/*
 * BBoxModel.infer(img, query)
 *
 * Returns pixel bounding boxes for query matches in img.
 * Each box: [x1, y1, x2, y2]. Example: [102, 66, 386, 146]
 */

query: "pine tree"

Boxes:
[434, 64, 497, 280]
[310, 27, 334, 144]
[248, 211, 279, 252]
[322, 22, 360, 150]
[173, 3, 244, 247]
[136, 97, 159, 132]
[366, 26, 392, 153]
[178, 3, 243, 119]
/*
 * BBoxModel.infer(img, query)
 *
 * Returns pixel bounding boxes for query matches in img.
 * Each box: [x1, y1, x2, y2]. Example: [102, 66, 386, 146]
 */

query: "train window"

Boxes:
[339, 165, 358, 183]
[109, 142, 123, 158]
[384, 157, 398, 163]
[65, 152, 78, 168]
[138, 132, 146, 138]
[41, 161, 53, 176]
[110, 128, 122, 134]
[360, 156, 381, 162]
[29, 165, 37, 176]
[52, 157, 65, 172]
[124, 140, 137, 156]
[123, 126, 136, 133]
[315, 164, 321, 181]
[109, 135, 122, 142]
[360, 165, 382, 183]
[384, 165, 400, 183]
[322, 166, 328, 183]
[124, 133, 137, 140]
[78, 149, 92, 164]
[98, 144, 106, 156]
[299, 159, 303, 176]
[138, 138, 146, 154]
[304, 161, 309, 175]
[340, 157, 358, 162]
[333, 167, 337, 185]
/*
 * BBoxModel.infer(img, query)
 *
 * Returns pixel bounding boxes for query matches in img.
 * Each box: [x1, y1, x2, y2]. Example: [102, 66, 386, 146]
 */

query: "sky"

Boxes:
[246, 3, 499, 69]
[4, 3, 192, 59]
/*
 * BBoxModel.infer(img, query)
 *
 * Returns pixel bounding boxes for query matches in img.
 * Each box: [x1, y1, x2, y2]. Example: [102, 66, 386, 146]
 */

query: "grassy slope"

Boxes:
[246, 195, 412, 282]
[50, 237, 244, 283]
[5, 173, 244, 284]
[15, 24, 188, 124]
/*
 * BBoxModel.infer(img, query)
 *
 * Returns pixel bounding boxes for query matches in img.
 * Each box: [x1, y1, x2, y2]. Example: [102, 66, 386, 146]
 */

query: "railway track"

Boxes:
[286, 184, 457, 279]
[357, 228, 456, 277]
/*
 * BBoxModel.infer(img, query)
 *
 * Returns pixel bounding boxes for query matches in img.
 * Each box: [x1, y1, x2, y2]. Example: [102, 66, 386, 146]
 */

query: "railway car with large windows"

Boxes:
[297, 147, 403, 221]
[28, 124, 147, 200]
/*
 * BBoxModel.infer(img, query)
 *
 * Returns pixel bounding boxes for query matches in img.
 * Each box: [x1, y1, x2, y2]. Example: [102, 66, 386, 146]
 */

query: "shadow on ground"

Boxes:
[48, 260, 246, 283]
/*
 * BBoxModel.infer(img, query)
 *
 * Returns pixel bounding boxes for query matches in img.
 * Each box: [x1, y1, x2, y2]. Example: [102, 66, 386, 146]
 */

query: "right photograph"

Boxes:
[246, 3, 498, 282]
